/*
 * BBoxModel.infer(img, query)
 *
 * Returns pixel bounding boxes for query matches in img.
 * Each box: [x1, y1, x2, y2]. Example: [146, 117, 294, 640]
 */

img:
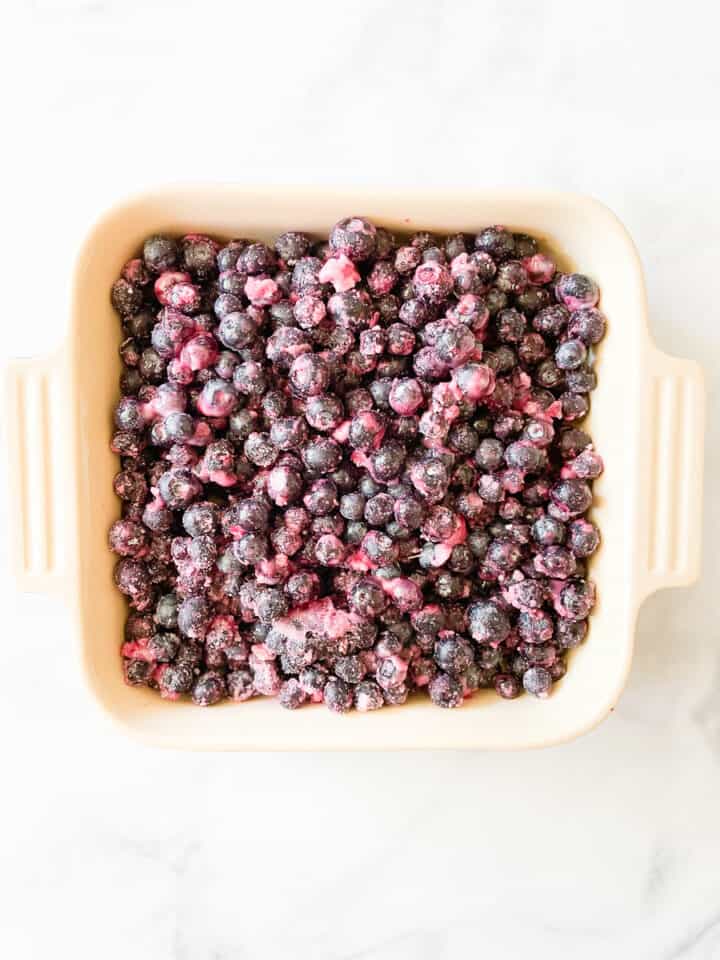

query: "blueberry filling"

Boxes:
[110, 223, 604, 708]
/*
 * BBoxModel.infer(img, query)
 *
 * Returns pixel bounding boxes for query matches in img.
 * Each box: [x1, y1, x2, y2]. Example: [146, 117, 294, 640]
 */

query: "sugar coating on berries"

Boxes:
[111, 220, 603, 710]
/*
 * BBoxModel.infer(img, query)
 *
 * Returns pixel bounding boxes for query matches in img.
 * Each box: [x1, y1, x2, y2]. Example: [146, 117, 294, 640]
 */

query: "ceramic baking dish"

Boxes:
[6, 186, 705, 750]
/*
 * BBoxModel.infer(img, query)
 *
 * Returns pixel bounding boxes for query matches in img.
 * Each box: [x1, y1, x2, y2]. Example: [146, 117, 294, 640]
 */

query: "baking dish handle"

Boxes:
[6, 347, 72, 597]
[637, 347, 705, 600]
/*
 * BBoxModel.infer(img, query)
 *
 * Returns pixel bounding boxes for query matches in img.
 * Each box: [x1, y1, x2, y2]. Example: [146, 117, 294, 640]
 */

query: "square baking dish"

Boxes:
[6, 186, 705, 749]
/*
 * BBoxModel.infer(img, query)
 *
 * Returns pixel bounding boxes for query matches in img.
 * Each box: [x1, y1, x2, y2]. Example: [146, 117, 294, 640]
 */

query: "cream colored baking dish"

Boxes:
[6, 186, 705, 750]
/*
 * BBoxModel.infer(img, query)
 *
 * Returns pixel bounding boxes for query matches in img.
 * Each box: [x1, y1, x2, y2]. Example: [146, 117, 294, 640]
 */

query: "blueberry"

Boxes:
[345, 521, 368, 544]
[255, 587, 289, 624]
[350, 578, 387, 616]
[429, 672, 463, 708]
[555, 618, 588, 649]
[324, 677, 353, 713]
[244, 432, 278, 468]
[218, 311, 258, 351]
[370, 442, 405, 481]
[302, 436, 342, 475]
[334, 655, 365, 684]
[159, 662, 194, 698]
[113, 469, 148, 504]
[516, 286, 551, 316]
[390, 498, 423, 535]
[504, 440, 546, 472]
[559, 579, 596, 619]
[329, 217, 377, 261]
[399, 297, 435, 329]
[192, 671, 227, 706]
[364, 493, 394, 526]
[278, 678, 307, 710]
[434, 634, 473, 676]
[274, 231, 311, 265]
[340, 492, 366, 521]
[177, 596, 210, 639]
[154, 592, 179, 629]
[328, 289, 373, 329]
[413, 261, 453, 303]
[157, 468, 201, 510]
[474, 225, 516, 261]
[233, 361, 267, 397]
[468, 601, 510, 645]
[533, 304, 569, 337]
[568, 307, 606, 345]
[531, 515, 566, 545]
[124, 660, 153, 686]
[237, 242, 276, 276]
[143, 235, 179, 273]
[354, 680, 384, 711]
[522, 666, 552, 698]
[473, 438, 503, 472]
[565, 366, 597, 394]
[496, 307, 527, 343]
[495, 261, 529, 295]
[284, 571, 320, 607]
[289, 353, 330, 397]
[145, 630, 179, 663]
[138, 347, 167, 383]
[348, 411, 385, 450]
[305, 394, 344, 432]
[555, 338, 587, 371]
[517, 609, 554, 645]
[550, 479, 592, 519]
[494, 673, 522, 699]
[555, 273, 599, 311]
[568, 519, 600, 557]
[225, 669, 254, 702]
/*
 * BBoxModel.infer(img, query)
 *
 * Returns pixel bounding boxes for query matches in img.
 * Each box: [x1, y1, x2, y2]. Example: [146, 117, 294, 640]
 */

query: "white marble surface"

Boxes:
[3, 1, 720, 957]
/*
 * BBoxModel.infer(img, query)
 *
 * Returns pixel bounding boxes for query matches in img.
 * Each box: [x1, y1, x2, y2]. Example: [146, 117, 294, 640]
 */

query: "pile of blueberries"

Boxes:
[110, 217, 604, 710]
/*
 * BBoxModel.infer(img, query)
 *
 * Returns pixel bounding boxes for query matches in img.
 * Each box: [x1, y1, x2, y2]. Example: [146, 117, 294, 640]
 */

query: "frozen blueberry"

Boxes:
[244, 432, 278, 468]
[550, 480, 592, 519]
[354, 680, 384, 711]
[350, 578, 387, 616]
[559, 579, 596, 619]
[468, 601, 510, 645]
[192, 671, 226, 706]
[565, 366, 597, 394]
[279, 678, 307, 710]
[305, 394, 344, 432]
[556, 618, 588, 649]
[124, 660, 153, 686]
[522, 666, 552, 698]
[434, 634, 473, 676]
[494, 673, 522, 698]
[531, 515, 566, 546]
[302, 436, 342, 475]
[177, 596, 210, 639]
[329, 216, 377, 261]
[568, 519, 600, 557]
[370, 442, 406, 481]
[275, 231, 311, 265]
[324, 677, 353, 713]
[474, 225, 515, 261]
[154, 592, 179, 629]
[285, 571, 320, 607]
[289, 353, 330, 397]
[555, 273, 599, 311]
[568, 307, 606, 345]
[143, 235, 179, 273]
[555, 338, 588, 371]
[429, 672, 463, 708]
